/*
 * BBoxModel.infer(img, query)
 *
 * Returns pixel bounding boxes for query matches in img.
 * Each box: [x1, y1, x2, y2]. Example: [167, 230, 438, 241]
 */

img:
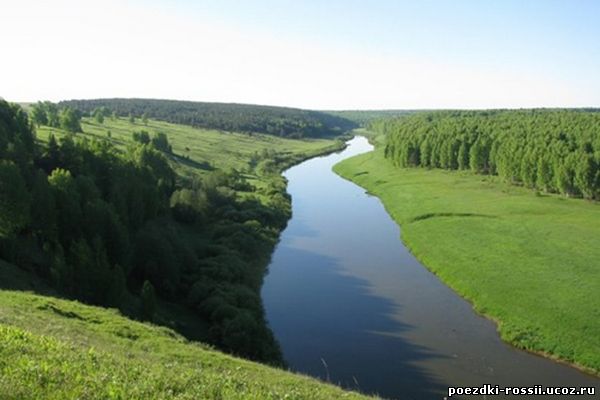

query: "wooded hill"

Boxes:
[380, 109, 600, 199]
[59, 98, 357, 138]
[0, 100, 345, 366]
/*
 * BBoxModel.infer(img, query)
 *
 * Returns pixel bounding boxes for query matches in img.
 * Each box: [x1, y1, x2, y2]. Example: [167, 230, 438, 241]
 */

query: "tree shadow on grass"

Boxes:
[409, 212, 497, 223]
[171, 154, 214, 172]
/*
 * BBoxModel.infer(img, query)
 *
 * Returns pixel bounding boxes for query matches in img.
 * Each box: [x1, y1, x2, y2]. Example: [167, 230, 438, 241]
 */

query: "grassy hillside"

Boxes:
[36, 116, 345, 190]
[1, 99, 348, 366]
[334, 144, 600, 375]
[0, 279, 374, 399]
[58, 98, 357, 138]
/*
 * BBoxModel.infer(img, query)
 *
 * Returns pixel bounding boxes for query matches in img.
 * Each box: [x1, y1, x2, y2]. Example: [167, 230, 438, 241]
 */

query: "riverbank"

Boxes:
[333, 145, 600, 376]
[0, 286, 375, 399]
[23, 116, 347, 364]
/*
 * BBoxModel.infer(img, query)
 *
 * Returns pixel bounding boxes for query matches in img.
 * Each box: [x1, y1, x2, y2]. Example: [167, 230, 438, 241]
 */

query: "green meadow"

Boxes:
[0, 266, 372, 399]
[36, 116, 344, 192]
[334, 145, 600, 374]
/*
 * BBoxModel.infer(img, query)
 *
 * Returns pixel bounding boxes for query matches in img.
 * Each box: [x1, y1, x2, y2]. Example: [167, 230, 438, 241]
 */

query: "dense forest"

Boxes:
[59, 98, 357, 138]
[0, 100, 301, 365]
[379, 110, 600, 199]
[325, 110, 414, 126]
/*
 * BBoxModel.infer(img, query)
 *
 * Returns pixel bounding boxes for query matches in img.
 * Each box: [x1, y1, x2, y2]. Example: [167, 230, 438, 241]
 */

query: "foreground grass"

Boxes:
[0, 288, 373, 399]
[334, 146, 600, 375]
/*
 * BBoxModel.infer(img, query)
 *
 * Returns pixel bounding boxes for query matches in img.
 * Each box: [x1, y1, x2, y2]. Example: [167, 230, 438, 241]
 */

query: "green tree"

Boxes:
[30, 170, 56, 238]
[59, 107, 82, 133]
[141, 280, 157, 320]
[574, 153, 596, 199]
[93, 108, 105, 124]
[469, 139, 487, 173]
[45, 102, 60, 127]
[0, 161, 31, 237]
[151, 132, 171, 152]
[458, 141, 469, 170]
[536, 155, 554, 192]
[132, 130, 150, 144]
[30, 102, 48, 126]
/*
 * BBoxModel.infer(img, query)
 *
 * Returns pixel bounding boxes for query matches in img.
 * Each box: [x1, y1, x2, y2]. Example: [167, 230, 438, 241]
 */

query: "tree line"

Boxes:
[30, 101, 82, 133]
[58, 98, 357, 138]
[0, 100, 286, 364]
[378, 110, 600, 199]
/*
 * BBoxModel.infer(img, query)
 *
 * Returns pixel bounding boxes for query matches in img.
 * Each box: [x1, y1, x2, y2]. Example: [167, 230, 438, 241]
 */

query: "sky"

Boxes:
[1, 0, 599, 109]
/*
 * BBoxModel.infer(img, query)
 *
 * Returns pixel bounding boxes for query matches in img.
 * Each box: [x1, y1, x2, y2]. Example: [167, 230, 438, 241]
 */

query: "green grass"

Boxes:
[0, 282, 374, 399]
[37, 117, 343, 190]
[334, 145, 600, 375]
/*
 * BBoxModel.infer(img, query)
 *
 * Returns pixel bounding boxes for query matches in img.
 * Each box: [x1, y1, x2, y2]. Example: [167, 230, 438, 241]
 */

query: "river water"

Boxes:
[261, 136, 598, 399]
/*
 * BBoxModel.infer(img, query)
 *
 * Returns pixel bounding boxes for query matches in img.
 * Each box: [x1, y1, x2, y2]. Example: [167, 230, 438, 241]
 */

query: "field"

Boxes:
[334, 145, 600, 374]
[36, 117, 344, 192]
[0, 261, 372, 399]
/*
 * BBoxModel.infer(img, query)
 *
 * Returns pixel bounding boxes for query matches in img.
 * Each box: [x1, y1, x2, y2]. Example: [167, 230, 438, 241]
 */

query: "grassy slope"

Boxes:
[0, 265, 373, 399]
[0, 118, 368, 398]
[37, 117, 343, 188]
[333, 145, 600, 375]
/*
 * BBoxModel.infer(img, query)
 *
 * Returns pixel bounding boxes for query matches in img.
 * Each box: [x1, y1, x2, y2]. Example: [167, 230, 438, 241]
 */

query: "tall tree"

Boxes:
[59, 107, 82, 133]
[0, 161, 31, 237]
[30, 102, 48, 126]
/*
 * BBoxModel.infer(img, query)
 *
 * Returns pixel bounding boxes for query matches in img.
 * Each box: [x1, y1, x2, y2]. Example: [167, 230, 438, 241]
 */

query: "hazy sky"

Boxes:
[2, 0, 599, 109]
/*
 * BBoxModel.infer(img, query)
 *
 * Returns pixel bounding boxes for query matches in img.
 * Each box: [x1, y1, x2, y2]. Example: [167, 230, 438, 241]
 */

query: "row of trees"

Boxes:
[378, 110, 600, 199]
[132, 130, 172, 152]
[0, 100, 285, 365]
[59, 98, 357, 138]
[30, 101, 82, 133]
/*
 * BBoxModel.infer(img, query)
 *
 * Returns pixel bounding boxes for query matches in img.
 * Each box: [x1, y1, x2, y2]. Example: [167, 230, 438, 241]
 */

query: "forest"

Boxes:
[325, 110, 415, 126]
[58, 98, 357, 138]
[379, 110, 600, 199]
[0, 99, 337, 365]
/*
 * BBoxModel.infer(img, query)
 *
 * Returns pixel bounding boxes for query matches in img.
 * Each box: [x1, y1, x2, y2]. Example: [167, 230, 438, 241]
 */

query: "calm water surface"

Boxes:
[261, 137, 599, 399]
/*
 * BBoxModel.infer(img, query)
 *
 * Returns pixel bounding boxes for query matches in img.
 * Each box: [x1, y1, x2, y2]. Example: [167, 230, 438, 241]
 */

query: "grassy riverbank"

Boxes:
[333, 145, 600, 375]
[0, 282, 373, 399]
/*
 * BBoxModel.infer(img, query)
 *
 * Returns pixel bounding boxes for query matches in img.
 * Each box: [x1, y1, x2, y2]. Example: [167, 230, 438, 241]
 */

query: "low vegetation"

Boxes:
[334, 141, 600, 375]
[0, 287, 374, 399]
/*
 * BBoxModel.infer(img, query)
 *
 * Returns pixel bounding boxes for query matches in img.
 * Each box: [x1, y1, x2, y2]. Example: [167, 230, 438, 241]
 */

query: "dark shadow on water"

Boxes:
[282, 216, 321, 239]
[263, 246, 448, 400]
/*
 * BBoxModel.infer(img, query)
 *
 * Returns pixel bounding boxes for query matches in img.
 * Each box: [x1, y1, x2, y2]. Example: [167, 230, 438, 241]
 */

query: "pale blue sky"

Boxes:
[179, 0, 599, 77]
[3, 0, 599, 109]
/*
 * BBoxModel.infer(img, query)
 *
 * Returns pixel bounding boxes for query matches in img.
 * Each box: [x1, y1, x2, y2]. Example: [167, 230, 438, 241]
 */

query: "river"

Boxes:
[261, 136, 598, 399]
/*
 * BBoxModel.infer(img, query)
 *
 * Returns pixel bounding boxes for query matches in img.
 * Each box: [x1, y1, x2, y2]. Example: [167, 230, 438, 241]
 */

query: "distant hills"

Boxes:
[59, 98, 358, 138]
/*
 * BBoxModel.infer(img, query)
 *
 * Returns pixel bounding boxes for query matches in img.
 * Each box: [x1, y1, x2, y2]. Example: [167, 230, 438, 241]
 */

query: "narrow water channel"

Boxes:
[261, 136, 598, 399]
